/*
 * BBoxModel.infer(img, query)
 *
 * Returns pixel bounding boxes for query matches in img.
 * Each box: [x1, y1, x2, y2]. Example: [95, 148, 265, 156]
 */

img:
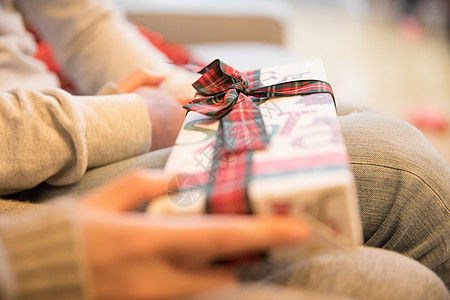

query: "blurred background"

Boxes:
[287, 0, 450, 163]
[114, 0, 450, 162]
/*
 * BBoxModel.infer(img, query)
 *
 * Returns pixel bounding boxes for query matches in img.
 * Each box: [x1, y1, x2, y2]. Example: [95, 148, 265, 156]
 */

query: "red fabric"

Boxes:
[137, 26, 191, 65]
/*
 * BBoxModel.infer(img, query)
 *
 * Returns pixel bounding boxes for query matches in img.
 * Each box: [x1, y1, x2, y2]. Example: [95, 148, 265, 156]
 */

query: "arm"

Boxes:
[15, 0, 174, 95]
[0, 2, 185, 195]
[0, 3, 60, 92]
[0, 89, 151, 195]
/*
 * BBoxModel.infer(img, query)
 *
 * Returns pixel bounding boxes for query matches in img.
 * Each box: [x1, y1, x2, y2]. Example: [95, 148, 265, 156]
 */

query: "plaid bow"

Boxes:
[184, 59, 334, 214]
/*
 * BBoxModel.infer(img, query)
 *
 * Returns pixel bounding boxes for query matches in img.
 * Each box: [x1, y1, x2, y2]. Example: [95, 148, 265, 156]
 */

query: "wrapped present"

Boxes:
[147, 59, 362, 256]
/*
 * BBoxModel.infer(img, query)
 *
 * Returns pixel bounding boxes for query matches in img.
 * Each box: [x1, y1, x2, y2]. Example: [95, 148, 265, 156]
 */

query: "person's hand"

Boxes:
[134, 86, 186, 151]
[79, 170, 310, 300]
[116, 69, 193, 150]
[116, 68, 197, 105]
[116, 69, 167, 93]
[160, 67, 200, 104]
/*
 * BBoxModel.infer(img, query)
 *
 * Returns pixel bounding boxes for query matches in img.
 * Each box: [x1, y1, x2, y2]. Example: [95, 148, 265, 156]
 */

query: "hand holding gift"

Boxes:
[79, 170, 309, 300]
[116, 69, 188, 151]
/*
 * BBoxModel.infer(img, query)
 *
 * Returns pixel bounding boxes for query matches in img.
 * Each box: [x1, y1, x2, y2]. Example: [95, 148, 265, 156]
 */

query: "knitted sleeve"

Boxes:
[15, 0, 173, 95]
[0, 89, 151, 195]
[0, 200, 92, 300]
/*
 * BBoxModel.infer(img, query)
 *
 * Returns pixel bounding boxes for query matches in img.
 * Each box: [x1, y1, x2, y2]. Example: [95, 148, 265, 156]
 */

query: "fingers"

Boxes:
[140, 261, 237, 300]
[156, 266, 237, 300]
[92, 257, 236, 300]
[81, 169, 174, 212]
[116, 69, 166, 93]
[148, 215, 309, 260]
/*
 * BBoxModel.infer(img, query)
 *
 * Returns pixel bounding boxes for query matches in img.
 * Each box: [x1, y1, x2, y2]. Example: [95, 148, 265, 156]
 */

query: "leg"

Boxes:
[186, 284, 345, 300]
[236, 247, 448, 300]
[11, 147, 172, 202]
[340, 112, 450, 287]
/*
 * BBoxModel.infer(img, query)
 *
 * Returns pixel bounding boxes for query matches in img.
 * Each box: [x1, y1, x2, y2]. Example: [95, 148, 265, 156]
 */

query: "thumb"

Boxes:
[117, 69, 166, 93]
[81, 169, 175, 212]
[176, 95, 195, 105]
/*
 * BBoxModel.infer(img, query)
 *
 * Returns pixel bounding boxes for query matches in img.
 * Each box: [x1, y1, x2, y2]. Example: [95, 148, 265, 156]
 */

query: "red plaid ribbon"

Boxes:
[184, 59, 335, 214]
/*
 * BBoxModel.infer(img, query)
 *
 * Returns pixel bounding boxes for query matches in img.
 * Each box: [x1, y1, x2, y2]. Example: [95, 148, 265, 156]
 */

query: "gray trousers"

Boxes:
[18, 112, 450, 299]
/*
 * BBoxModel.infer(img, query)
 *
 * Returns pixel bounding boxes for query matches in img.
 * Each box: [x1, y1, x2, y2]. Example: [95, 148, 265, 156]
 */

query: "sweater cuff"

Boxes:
[0, 201, 91, 300]
[75, 93, 152, 168]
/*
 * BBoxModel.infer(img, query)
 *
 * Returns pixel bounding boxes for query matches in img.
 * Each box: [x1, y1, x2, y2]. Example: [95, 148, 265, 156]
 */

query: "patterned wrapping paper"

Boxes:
[147, 59, 362, 256]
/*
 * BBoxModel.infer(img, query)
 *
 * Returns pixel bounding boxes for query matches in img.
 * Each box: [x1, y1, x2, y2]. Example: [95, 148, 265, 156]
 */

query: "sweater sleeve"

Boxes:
[0, 200, 91, 300]
[0, 2, 60, 92]
[0, 88, 151, 195]
[15, 0, 174, 95]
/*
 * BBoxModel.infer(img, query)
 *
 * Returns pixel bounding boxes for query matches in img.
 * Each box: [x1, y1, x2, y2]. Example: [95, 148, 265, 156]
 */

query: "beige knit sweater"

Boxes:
[0, 0, 180, 298]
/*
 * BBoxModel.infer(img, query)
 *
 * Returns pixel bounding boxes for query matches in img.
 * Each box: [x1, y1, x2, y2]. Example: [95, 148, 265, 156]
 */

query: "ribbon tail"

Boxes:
[205, 94, 268, 214]
[205, 122, 254, 214]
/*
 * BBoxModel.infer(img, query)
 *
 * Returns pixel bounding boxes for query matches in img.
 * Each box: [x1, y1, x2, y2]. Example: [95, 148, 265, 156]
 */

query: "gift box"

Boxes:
[147, 59, 362, 256]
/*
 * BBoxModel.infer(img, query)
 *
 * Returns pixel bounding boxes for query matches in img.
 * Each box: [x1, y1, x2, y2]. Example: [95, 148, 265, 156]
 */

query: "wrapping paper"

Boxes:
[147, 59, 362, 256]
